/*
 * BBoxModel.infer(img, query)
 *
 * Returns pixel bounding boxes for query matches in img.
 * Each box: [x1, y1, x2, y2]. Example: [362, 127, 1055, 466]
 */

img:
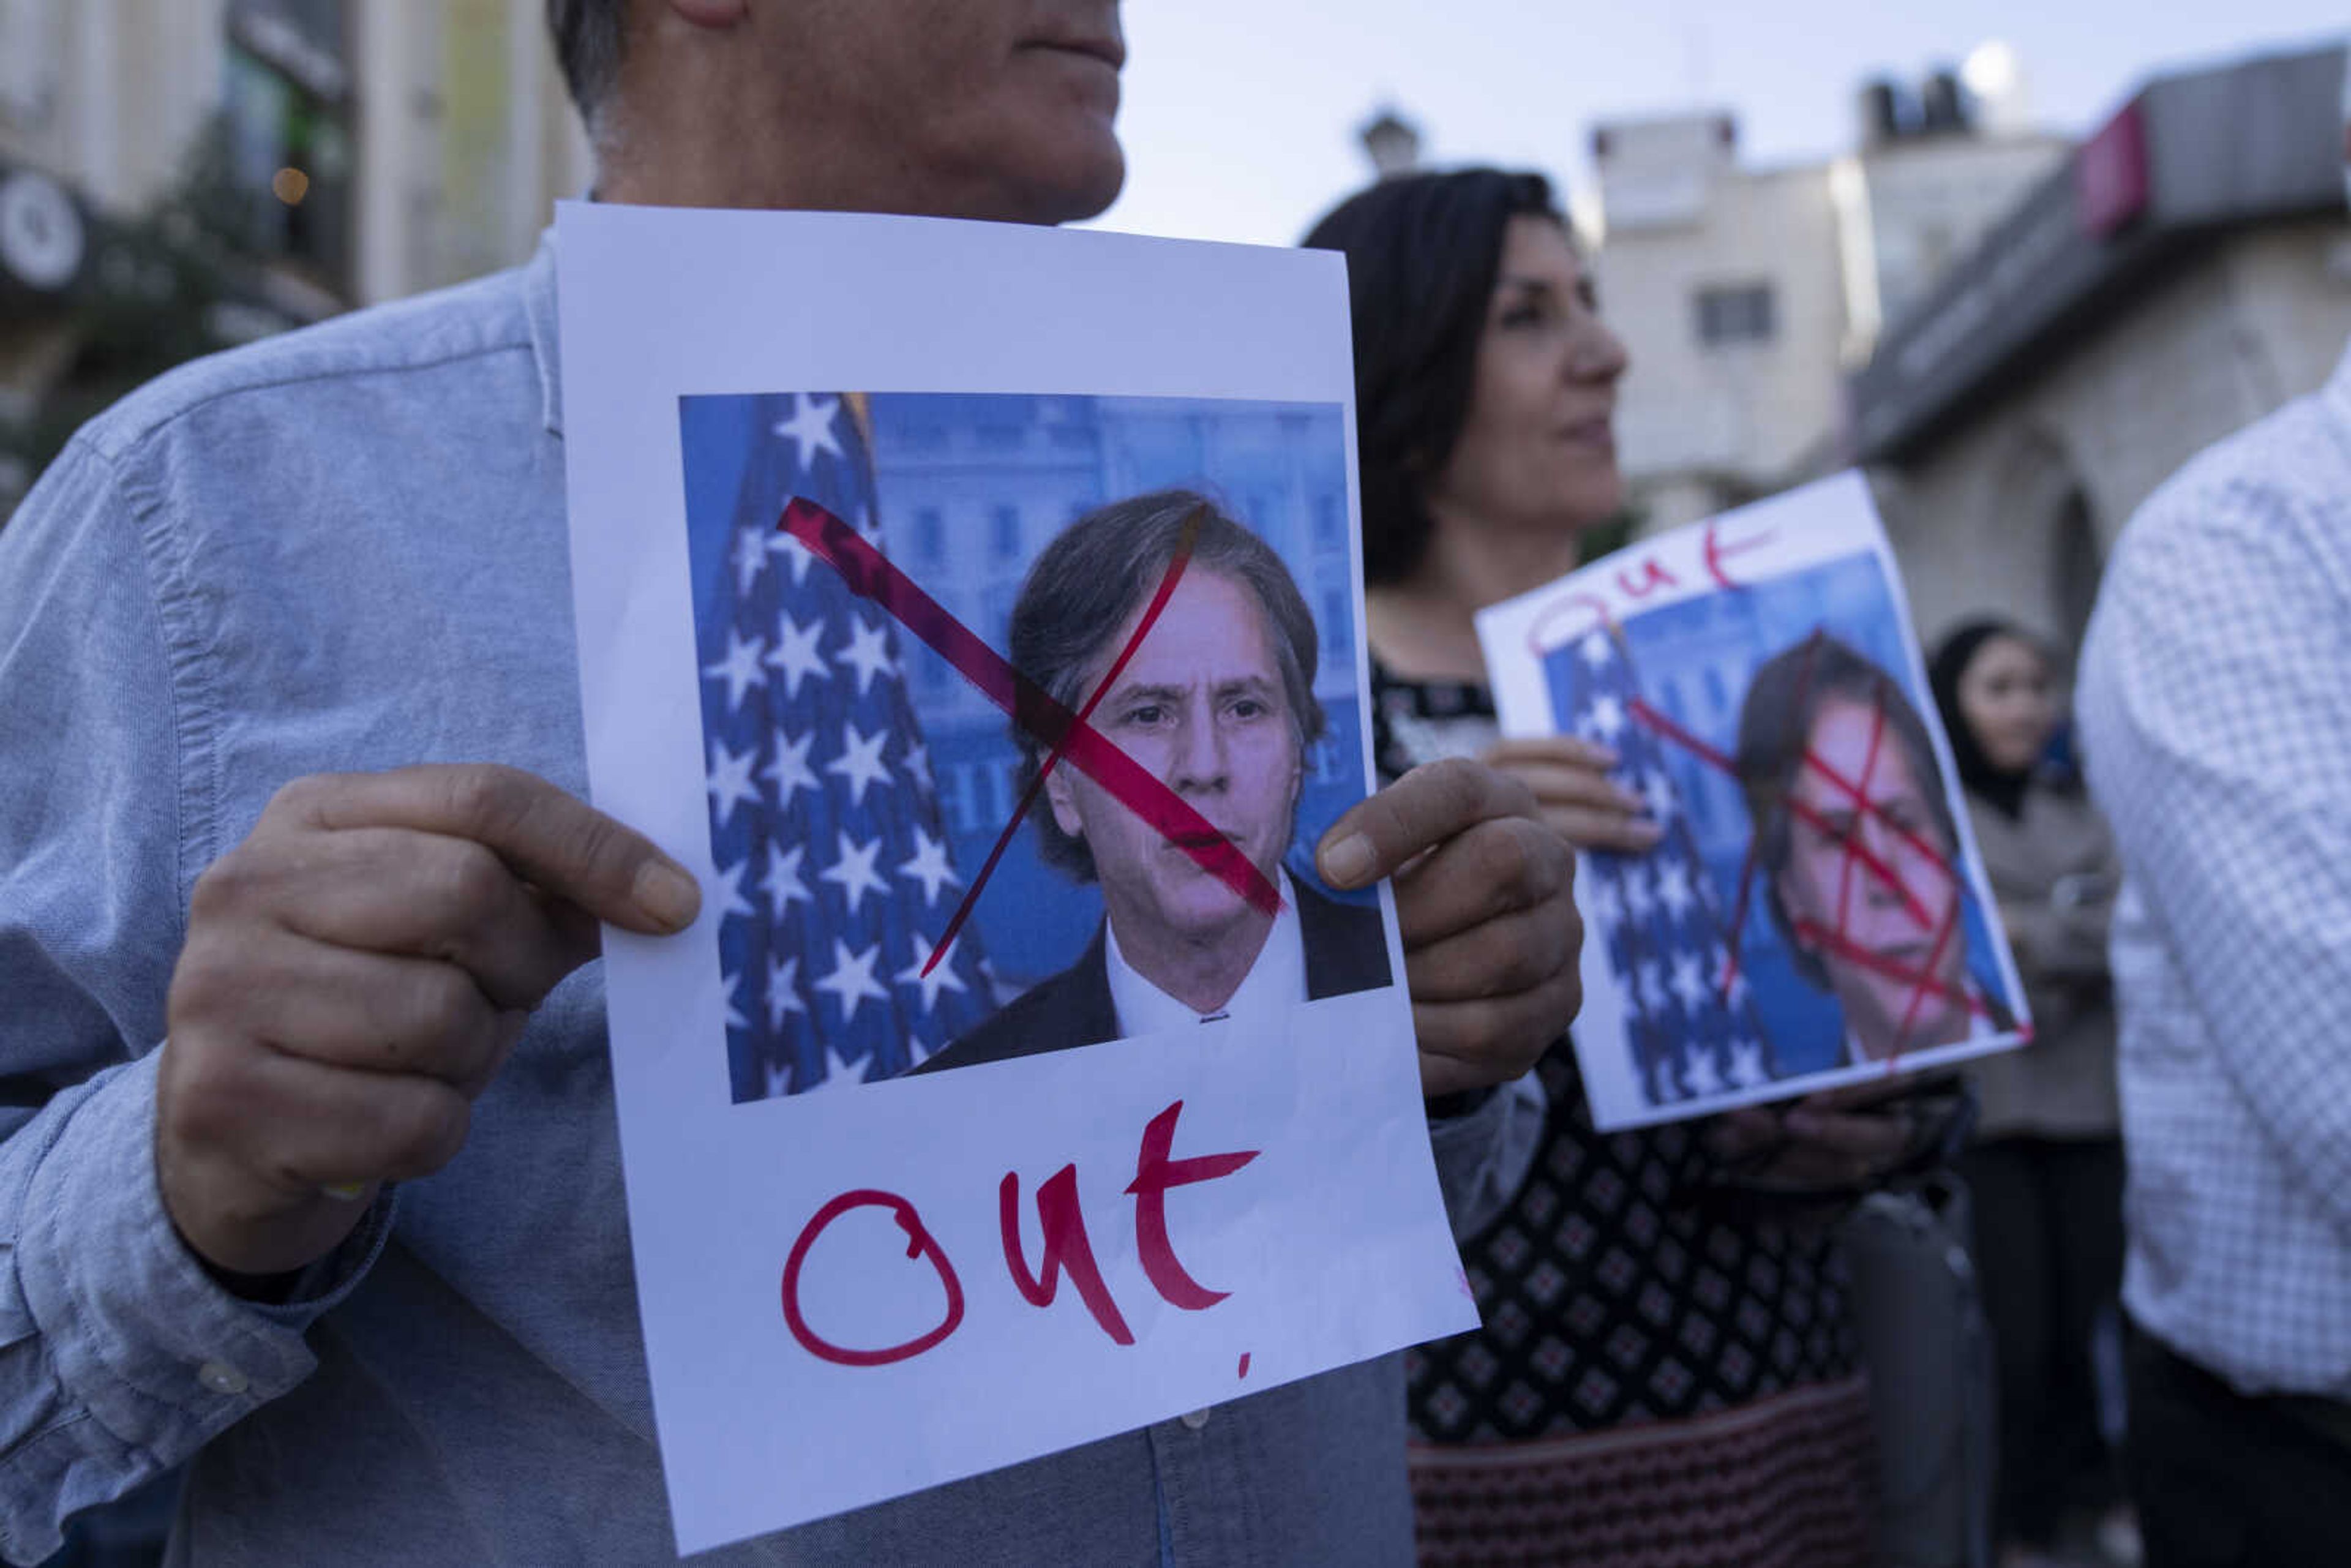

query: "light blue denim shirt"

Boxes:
[0, 239, 1539, 1567]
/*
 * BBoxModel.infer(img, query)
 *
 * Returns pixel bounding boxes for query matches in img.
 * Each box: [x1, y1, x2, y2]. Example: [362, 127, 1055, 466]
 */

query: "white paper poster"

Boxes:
[1476, 475, 2030, 1132]
[556, 203, 1474, 1555]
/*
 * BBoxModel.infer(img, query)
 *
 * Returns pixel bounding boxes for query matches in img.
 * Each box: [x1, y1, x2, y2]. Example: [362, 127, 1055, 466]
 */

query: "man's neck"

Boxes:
[1107, 901, 1278, 1015]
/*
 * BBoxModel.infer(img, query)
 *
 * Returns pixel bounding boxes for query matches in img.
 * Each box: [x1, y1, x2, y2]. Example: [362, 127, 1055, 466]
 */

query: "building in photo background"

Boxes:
[0, 0, 589, 510]
[1853, 39, 2351, 656]
[1591, 48, 2069, 535]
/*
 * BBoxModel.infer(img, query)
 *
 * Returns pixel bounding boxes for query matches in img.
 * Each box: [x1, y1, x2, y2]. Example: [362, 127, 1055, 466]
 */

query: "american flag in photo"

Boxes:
[1553, 628, 1776, 1108]
[696, 392, 996, 1102]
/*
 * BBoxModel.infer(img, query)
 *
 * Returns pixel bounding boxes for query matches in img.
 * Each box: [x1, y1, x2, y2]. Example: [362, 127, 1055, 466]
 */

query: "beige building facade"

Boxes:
[1591, 84, 2065, 537]
[1856, 44, 2351, 656]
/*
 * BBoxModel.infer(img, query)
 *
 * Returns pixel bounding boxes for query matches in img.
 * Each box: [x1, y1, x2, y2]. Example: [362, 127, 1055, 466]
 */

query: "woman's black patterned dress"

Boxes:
[1376, 664, 1878, 1568]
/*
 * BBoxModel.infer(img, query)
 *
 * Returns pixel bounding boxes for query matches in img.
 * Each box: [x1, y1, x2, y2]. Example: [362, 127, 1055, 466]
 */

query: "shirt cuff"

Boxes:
[13, 1048, 394, 1459]
[1425, 1069, 1547, 1242]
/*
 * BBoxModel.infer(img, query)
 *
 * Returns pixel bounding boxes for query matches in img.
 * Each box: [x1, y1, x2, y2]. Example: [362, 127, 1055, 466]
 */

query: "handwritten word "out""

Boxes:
[781, 1100, 1260, 1367]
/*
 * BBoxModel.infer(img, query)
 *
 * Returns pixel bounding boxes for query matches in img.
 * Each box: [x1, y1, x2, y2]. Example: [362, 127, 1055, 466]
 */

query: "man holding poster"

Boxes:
[0, 4, 1578, 1566]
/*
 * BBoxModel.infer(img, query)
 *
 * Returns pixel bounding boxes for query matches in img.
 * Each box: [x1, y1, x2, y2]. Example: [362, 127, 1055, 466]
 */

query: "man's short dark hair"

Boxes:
[1734, 632, 1959, 988]
[547, 0, 628, 126]
[1010, 489, 1327, 881]
[1301, 169, 1569, 586]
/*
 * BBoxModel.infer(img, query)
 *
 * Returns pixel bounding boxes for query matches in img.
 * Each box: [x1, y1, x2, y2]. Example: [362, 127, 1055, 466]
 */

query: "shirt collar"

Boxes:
[523, 230, 564, 438]
[1103, 870, 1308, 1037]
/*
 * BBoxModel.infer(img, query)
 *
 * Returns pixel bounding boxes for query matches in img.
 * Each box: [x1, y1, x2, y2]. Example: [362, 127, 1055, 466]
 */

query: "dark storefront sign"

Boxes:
[1852, 43, 2349, 464]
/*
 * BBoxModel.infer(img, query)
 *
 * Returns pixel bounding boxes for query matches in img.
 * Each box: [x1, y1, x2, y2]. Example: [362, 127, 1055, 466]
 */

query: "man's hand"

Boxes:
[1481, 737, 1664, 854]
[1316, 757, 1581, 1098]
[1703, 1081, 1921, 1195]
[159, 765, 702, 1279]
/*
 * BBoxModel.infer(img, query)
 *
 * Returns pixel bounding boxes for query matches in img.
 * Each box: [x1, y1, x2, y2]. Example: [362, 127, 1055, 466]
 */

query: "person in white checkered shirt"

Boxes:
[2076, 336, 2351, 1567]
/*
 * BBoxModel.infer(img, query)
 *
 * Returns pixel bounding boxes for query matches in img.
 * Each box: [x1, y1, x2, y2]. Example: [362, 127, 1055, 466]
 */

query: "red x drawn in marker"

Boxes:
[778, 497, 1283, 976]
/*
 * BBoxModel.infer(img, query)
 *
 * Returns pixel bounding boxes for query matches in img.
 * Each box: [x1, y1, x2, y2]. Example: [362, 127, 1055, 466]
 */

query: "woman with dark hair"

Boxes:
[1929, 620, 2132, 1568]
[1306, 169, 1929, 1568]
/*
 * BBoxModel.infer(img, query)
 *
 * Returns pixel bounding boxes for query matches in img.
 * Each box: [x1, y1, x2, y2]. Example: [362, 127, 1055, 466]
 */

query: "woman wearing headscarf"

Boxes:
[1305, 167, 1959, 1568]
[1929, 619, 2129, 1567]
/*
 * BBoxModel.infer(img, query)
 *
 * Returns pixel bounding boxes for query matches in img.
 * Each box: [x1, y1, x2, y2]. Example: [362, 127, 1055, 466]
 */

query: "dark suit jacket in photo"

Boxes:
[913, 878, 1391, 1075]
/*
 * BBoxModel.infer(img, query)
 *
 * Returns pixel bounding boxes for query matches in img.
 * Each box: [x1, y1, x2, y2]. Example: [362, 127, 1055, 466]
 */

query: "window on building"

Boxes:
[990, 505, 1021, 561]
[1313, 493, 1346, 549]
[912, 506, 945, 562]
[1321, 588, 1349, 656]
[1693, 283, 1777, 347]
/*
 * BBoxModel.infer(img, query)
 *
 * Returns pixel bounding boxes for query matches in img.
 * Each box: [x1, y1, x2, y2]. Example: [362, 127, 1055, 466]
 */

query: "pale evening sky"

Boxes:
[1087, 2, 2347, 246]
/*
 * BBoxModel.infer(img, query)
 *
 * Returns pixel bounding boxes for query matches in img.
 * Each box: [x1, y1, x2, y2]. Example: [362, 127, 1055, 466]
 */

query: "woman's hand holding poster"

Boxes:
[1476, 475, 2030, 1132]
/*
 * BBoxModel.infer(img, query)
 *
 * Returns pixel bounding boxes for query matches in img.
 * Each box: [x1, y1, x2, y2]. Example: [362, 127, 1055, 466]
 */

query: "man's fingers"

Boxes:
[1393, 896, 1577, 1004]
[167, 1041, 478, 1195]
[1484, 735, 1622, 773]
[269, 765, 700, 934]
[1317, 757, 1535, 890]
[207, 826, 588, 1008]
[176, 929, 525, 1092]
[1538, 807, 1665, 854]
[1411, 969, 1583, 1095]
[1389, 814, 1571, 949]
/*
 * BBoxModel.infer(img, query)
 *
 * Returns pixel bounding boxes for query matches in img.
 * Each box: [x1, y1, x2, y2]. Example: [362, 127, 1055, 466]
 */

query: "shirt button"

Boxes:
[197, 1360, 250, 1397]
[1179, 1406, 1213, 1431]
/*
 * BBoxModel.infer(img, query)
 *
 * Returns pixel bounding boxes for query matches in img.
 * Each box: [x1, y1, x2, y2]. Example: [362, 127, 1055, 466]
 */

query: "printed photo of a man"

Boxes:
[1734, 632, 2007, 1063]
[920, 489, 1390, 1072]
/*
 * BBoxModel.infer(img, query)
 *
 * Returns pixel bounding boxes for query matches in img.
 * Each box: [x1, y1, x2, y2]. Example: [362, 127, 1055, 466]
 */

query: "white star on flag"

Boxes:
[819, 828, 888, 917]
[826, 722, 893, 806]
[1586, 693, 1626, 743]
[1681, 1045, 1725, 1098]
[812, 939, 887, 1028]
[760, 841, 812, 922]
[721, 969, 751, 1031]
[700, 629, 768, 714]
[705, 739, 761, 830]
[763, 1057, 795, 1100]
[1585, 872, 1624, 931]
[896, 936, 969, 1011]
[711, 857, 758, 923]
[1637, 959, 1670, 1016]
[1670, 952, 1709, 1015]
[836, 617, 897, 695]
[1641, 768, 1677, 822]
[1719, 955, 1752, 1012]
[1655, 858, 1695, 925]
[774, 392, 844, 469]
[765, 528, 815, 586]
[1580, 630, 1616, 669]
[800, 1037, 880, 1093]
[762, 727, 819, 806]
[729, 528, 770, 596]
[898, 825, 961, 904]
[1652, 1058, 1683, 1103]
[762, 955, 806, 1031]
[901, 741, 932, 792]
[1621, 864, 1655, 925]
[1727, 1037, 1769, 1087]
[763, 613, 829, 699]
